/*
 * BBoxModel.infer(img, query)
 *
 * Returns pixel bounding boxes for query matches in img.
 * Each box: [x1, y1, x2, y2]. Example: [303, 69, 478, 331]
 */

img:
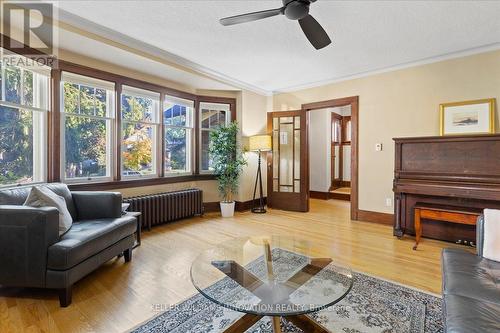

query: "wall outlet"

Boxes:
[385, 198, 392, 207]
[375, 143, 383, 151]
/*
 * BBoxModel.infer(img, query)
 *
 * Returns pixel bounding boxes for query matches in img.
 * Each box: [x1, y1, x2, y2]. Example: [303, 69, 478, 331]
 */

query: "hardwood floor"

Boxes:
[0, 199, 463, 333]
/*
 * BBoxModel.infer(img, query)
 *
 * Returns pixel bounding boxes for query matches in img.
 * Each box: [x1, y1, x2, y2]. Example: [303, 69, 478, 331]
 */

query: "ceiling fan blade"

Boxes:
[298, 14, 331, 49]
[220, 8, 283, 26]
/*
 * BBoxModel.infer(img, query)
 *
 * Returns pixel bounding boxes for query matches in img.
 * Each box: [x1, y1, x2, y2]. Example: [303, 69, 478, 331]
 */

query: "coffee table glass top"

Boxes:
[190, 236, 353, 316]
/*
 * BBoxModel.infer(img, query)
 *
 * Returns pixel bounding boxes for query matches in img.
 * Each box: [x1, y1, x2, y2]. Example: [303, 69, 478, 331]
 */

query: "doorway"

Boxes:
[330, 107, 351, 201]
[303, 97, 359, 220]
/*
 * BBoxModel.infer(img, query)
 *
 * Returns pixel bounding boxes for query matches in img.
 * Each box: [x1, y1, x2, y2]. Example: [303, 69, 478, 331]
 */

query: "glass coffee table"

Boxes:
[190, 236, 353, 333]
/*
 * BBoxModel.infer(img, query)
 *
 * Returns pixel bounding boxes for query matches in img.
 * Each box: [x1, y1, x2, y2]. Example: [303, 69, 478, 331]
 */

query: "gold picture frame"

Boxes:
[439, 98, 496, 136]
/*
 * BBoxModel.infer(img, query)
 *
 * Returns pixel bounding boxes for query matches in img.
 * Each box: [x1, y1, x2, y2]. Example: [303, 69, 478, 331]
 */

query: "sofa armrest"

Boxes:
[476, 215, 484, 257]
[0, 205, 59, 287]
[72, 191, 122, 220]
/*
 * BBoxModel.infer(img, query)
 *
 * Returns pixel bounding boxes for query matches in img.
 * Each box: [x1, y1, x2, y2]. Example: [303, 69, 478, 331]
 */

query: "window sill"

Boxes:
[68, 174, 217, 191]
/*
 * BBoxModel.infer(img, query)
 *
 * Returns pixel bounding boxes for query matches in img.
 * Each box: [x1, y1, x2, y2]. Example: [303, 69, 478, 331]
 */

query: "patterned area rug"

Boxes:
[132, 249, 443, 333]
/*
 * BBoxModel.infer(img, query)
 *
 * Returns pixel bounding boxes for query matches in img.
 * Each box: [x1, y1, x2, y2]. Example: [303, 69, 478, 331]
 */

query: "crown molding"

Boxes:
[272, 43, 500, 94]
[54, 7, 273, 96]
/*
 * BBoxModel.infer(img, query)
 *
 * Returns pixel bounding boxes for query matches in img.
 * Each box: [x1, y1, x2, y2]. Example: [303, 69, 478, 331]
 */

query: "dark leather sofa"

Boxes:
[0, 183, 137, 307]
[442, 215, 500, 332]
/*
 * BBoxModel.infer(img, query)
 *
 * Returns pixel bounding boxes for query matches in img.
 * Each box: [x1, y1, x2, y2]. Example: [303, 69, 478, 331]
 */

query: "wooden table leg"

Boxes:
[287, 314, 330, 333]
[272, 316, 282, 333]
[413, 208, 421, 250]
[222, 313, 262, 333]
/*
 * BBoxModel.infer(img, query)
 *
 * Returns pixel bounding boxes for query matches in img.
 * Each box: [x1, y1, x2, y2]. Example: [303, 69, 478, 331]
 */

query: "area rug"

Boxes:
[131, 249, 443, 333]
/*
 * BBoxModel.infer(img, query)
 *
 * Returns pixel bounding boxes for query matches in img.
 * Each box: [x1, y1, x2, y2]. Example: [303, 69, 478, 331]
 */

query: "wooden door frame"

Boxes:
[302, 96, 359, 220]
[330, 112, 342, 190]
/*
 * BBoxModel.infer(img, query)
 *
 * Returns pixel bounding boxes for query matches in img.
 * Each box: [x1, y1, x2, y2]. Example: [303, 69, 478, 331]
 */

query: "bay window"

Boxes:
[199, 102, 231, 172]
[0, 54, 49, 186]
[164, 96, 194, 175]
[60, 72, 115, 181]
[121, 86, 160, 178]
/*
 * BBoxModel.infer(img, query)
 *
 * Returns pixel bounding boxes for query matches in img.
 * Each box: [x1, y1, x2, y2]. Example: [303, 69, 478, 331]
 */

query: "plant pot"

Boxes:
[220, 201, 235, 217]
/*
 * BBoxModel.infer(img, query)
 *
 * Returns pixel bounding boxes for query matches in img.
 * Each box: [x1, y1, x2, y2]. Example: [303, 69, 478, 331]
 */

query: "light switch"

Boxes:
[375, 143, 383, 151]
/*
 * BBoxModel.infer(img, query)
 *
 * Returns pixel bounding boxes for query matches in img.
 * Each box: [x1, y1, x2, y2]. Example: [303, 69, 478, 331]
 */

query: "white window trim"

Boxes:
[199, 102, 232, 174]
[0, 57, 49, 187]
[120, 86, 161, 179]
[163, 96, 195, 175]
[60, 76, 115, 183]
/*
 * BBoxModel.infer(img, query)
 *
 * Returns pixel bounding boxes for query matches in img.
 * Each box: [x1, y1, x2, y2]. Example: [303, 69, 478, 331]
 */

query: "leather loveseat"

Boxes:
[442, 215, 500, 332]
[0, 183, 137, 307]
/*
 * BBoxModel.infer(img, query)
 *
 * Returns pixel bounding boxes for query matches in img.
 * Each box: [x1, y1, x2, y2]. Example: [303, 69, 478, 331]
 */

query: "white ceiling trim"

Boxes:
[55, 8, 273, 96]
[273, 42, 500, 94]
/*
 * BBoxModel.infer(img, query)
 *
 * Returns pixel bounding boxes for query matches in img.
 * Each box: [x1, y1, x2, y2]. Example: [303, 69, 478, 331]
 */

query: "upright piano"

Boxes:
[393, 134, 500, 243]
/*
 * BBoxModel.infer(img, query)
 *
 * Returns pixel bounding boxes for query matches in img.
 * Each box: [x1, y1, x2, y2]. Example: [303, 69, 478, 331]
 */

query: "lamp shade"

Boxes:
[249, 135, 272, 152]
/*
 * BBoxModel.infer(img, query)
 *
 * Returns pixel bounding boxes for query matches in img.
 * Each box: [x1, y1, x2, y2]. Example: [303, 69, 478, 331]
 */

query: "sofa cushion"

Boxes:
[47, 215, 136, 270]
[0, 183, 77, 220]
[24, 186, 73, 236]
[442, 248, 500, 304]
[444, 294, 500, 333]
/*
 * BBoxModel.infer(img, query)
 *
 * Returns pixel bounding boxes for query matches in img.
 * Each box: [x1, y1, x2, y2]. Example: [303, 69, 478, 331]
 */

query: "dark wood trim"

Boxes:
[310, 191, 330, 200]
[57, 60, 197, 101]
[48, 68, 61, 182]
[203, 198, 268, 213]
[203, 202, 220, 213]
[302, 96, 359, 220]
[196, 95, 237, 124]
[329, 192, 350, 201]
[357, 210, 394, 225]
[68, 174, 216, 191]
[235, 198, 268, 211]
[340, 180, 351, 187]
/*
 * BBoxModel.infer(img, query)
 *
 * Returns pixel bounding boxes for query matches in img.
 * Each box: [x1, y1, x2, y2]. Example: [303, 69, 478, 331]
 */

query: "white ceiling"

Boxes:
[52, 0, 500, 94]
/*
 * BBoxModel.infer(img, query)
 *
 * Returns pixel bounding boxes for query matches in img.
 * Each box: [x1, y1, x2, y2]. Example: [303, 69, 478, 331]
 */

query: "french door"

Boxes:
[267, 111, 308, 212]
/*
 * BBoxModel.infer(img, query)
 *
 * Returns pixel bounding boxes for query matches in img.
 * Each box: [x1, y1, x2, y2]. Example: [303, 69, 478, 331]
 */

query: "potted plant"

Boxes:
[209, 121, 247, 217]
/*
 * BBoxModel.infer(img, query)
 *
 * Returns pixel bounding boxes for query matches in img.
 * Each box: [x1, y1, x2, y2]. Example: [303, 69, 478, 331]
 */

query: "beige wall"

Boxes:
[274, 50, 500, 214]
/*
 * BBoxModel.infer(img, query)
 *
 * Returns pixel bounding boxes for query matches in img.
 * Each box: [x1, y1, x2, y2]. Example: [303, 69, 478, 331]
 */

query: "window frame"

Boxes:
[0, 53, 50, 188]
[198, 100, 233, 174]
[120, 85, 161, 180]
[163, 95, 195, 177]
[0, 37, 238, 190]
[60, 71, 116, 183]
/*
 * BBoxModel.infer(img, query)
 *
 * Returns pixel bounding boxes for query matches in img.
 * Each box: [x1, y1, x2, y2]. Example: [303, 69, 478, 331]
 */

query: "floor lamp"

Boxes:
[249, 135, 272, 213]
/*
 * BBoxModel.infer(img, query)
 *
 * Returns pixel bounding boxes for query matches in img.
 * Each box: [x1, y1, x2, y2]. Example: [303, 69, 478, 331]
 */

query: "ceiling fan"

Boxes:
[219, 0, 331, 50]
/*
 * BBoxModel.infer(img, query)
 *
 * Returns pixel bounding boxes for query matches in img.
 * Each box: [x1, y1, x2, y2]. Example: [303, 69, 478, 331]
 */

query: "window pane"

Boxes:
[201, 130, 212, 171]
[5, 66, 21, 104]
[0, 106, 33, 185]
[79, 85, 95, 116]
[95, 88, 107, 117]
[63, 83, 79, 114]
[171, 105, 186, 126]
[122, 94, 153, 122]
[64, 115, 108, 179]
[122, 122, 155, 176]
[165, 127, 187, 172]
[218, 110, 227, 125]
[23, 70, 33, 106]
[201, 109, 217, 129]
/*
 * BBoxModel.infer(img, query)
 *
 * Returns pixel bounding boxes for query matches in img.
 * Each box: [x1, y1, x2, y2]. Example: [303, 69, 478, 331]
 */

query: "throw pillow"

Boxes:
[24, 186, 73, 236]
[483, 209, 500, 262]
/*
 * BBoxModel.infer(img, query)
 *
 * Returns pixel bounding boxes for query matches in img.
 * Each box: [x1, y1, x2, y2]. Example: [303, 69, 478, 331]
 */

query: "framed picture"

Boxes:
[440, 98, 496, 135]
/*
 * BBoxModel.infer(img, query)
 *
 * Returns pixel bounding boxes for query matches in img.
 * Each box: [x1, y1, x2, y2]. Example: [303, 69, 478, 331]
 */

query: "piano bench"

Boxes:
[413, 205, 481, 250]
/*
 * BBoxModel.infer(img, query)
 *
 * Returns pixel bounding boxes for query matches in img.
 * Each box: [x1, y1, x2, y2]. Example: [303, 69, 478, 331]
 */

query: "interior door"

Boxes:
[267, 111, 308, 212]
[331, 113, 342, 190]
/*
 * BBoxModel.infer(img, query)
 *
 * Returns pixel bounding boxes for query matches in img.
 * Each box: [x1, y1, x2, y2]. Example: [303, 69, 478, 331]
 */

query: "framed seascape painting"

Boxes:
[440, 98, 496, 135]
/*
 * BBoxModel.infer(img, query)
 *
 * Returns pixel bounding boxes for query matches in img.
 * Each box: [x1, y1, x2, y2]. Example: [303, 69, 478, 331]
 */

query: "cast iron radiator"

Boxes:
[123, 189, 203, 230]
